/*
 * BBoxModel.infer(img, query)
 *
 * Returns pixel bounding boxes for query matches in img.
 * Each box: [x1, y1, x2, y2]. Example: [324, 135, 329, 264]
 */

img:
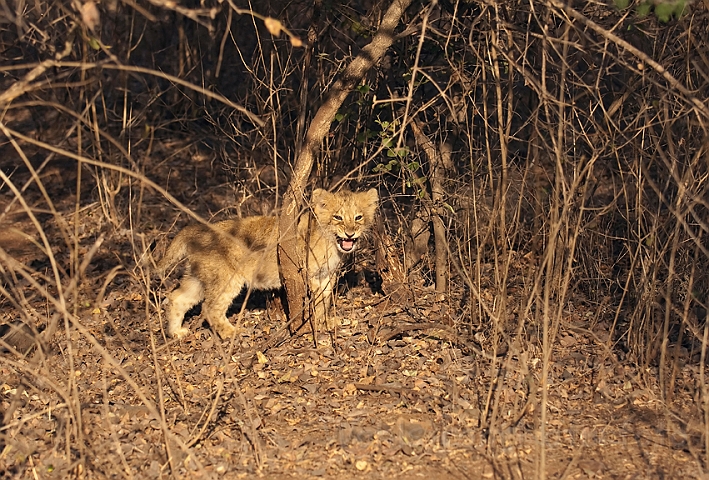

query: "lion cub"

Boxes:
[157, 188, 379, 339]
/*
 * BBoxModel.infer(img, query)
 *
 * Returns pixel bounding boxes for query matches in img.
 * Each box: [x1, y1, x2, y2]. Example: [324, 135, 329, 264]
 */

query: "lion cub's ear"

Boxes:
[311, 188, 333, 217]
[364, 188, 379, 207]
[356, 188, 379, 223]
[311, 188, 326, 202]
[311, 188, 331, 208]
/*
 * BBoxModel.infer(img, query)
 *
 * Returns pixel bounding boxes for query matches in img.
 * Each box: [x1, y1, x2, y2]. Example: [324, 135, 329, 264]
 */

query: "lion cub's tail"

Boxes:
[155, 228, 192, 276]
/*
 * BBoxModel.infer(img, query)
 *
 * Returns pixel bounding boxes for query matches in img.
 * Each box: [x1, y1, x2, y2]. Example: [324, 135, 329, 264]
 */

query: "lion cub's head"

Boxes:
[312, 188, 379, 253]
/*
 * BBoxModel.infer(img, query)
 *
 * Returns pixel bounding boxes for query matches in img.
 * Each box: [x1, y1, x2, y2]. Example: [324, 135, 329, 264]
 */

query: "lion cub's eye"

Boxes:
[355, 214, 363, 222]
[333, 214, 343, 221]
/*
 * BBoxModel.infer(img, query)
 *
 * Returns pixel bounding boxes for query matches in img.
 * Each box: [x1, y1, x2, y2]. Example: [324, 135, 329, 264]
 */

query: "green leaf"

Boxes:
[674, 0, 688, 17]
[351, 21, 369, 36]
[386, 149, 397, 157]
[636, 2, 652, 16]
[335, 112, 345, 122]
[614, 0, 630, 9]
[406, 160, 419, 171]
[396, 148, 409, 158]
[88, 36, 100, 50]
[655, 2, 674, 21]
[381, 137, 394, 148]
[357, 84, 370, 94]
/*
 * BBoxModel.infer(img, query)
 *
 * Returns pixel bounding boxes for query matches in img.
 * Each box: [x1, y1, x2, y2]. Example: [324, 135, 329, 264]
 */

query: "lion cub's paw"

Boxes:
[324, 316, 342, 332]
[169, 326, 192, 339]
[214, 322, 237, 340]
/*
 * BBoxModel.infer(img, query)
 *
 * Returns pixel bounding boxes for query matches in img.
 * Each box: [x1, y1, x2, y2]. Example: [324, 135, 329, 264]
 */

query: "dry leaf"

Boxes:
[264, 17, 282, 37]
[81, 1, 100, 31]
[278, 370, 294, 383]
[343, 383, 357, 396]
[358, 375, 374, 385]
[290, 36, 303, 47]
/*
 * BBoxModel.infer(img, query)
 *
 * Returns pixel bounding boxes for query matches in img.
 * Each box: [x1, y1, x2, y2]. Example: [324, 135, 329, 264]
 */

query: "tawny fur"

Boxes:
[157, 188, 379, 339]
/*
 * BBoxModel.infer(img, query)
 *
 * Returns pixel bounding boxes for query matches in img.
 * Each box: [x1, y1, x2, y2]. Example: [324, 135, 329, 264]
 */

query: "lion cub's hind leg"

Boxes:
[166, 275, 204, 339]
[201, 274, 246, 340]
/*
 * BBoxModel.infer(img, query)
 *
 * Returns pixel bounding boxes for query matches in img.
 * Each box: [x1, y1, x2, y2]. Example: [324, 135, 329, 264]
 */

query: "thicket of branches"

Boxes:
[1, 0, 709, 473]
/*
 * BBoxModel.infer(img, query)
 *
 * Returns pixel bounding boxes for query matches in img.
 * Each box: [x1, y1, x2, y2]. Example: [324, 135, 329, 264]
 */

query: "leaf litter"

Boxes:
[0, 145, 702, 479]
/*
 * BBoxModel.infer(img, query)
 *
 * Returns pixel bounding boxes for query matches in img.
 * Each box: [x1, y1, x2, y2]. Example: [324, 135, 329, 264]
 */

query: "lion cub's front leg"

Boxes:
[310, 275, 338, 331]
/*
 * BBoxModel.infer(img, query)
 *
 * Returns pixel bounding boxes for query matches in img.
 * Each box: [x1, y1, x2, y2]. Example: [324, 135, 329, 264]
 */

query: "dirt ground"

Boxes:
[0, 137, 705, 479]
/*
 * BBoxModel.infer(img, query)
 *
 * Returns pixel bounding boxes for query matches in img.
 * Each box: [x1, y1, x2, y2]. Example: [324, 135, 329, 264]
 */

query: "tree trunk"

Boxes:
[277, 0, 413, 332]
[410, 118, 449, 293]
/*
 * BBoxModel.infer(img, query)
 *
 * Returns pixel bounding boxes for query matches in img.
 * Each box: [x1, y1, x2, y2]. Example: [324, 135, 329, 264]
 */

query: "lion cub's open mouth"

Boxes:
[337, 236, 357, 252]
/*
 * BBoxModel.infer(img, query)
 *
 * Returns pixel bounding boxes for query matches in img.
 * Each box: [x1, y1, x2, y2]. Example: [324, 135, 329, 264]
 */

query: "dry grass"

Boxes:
[1, 0, 708, 478]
